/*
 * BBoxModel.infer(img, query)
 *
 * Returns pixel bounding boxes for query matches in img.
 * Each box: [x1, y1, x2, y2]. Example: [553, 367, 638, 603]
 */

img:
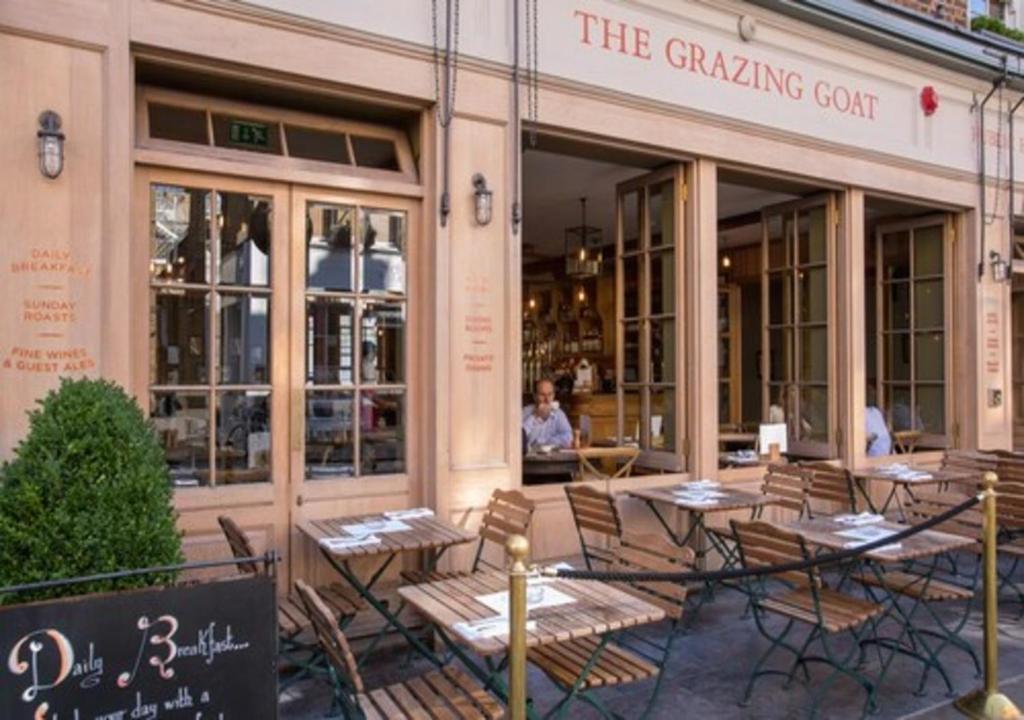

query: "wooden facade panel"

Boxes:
[0, 33, 105, 459]
[447, 117, 510, 470]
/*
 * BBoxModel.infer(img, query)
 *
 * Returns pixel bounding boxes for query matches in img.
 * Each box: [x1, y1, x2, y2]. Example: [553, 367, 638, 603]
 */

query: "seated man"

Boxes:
[522, 378, 573, 450]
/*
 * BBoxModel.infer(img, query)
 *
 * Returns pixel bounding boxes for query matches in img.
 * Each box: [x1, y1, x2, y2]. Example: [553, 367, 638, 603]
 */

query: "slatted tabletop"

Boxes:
[298, 513, 477, 559]
[628, 485, 781, 514]
[851, 467, 980, 487]
[398, 571, 666, 656]
[786, 517, 975, 563]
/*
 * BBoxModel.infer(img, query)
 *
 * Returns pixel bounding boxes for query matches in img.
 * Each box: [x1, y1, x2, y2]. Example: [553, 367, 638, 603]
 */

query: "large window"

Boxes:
[148, 183, 272, 487]
[304, 201, 408, 479]
[616, 168, 684, 469]
[873, 217, 949, 447]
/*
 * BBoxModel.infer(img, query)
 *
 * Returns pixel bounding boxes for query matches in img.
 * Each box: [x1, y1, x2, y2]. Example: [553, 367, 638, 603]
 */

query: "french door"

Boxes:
[137, 168, 417, 585]
[761, 194, 838, 458]
[615, 166, 687, 472]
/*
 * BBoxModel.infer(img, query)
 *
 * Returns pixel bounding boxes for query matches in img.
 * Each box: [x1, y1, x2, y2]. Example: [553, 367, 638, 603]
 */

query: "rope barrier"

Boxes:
[546, 493, 982, 585]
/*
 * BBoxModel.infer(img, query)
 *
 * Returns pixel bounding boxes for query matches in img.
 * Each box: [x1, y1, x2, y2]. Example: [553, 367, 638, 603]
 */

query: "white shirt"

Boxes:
[866, 406, 892, 456]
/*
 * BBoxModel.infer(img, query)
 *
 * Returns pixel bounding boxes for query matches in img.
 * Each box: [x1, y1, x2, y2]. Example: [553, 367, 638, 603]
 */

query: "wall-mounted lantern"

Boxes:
[37, 111, 65, 179]
[990, 250, 1011, 283]
[472, 173, 493, 226]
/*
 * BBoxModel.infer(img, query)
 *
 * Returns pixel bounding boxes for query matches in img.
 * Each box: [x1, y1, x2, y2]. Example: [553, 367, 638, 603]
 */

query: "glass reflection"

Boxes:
[215, 391, 270, 484]
[914, 225, 944, 276]
[306, 391, 354, 478]
[622, 388, 641, 443]
[915, 280, 944, 328]
[885, 333, 912, 382]
[306, 298, 355, 385]
[151, 290, 208, 385]
[799, 268, 827, 323]
[649, 388, 675, 451]
[361, 302, 405, 384]
[650, 250, 674, 316]
[798, 206, 827, 264]
[218, 193, 271, 286]
[649, 181, 674, 248]
[307, 203, 354, 291]
[623, 255, 640, 318]
[361, 209, 407, 294]
[915, 332, 944, 381]
[799, 327, 827, 383]
[623, 323, 640, 382]
[622, 191, 641, 252]
[883, 231, 910, 280]
[651, 318, 675, 383]
[219, 294, 269, 385]
[799, 386, 828, 442]
[151, 391, 209, 487]
[360, 390, 405, 475]
[918, 386, 945, 435]
[151, 184, 210, 284]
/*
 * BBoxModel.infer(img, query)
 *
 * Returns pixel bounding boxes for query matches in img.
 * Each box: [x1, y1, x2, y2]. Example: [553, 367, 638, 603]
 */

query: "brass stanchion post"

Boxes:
[956, 471, 1022, 719]
[507, 534, 529, 720]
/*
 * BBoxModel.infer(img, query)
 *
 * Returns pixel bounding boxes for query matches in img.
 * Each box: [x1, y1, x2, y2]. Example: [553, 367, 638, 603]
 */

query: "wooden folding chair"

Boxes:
[564, 484, 623, 569]
[295, 580, 504, 719]
[217, 515, 364, 688]
[801, 462, 856, 518]
[528, 532, 691, 720]
[731, 520, 885, 719]
[401, 489, 535, 585]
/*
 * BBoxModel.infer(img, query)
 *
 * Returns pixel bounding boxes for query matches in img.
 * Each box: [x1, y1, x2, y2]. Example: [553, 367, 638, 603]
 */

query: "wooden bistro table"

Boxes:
[786, 516, 977, 696]
[398, 570, 665, 719]
[629, 483, 779, 569]
[299, 511, 477, 663]
[850, 465, 979, 522]
[523, 446, 640, 483]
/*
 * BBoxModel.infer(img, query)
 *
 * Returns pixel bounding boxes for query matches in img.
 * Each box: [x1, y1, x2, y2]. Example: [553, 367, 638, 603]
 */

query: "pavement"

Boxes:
[279, 565, 1024, 719]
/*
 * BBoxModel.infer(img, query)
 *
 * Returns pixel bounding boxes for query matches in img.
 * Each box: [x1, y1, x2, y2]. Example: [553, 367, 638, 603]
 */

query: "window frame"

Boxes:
[873, 214, 954, 450]
[760, 193, 838, 459]
[615, 165, 687, 472]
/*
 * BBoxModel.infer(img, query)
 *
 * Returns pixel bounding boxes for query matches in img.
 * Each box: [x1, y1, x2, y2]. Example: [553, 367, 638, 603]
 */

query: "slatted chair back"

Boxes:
[473, 489, 536, 571]
[802, 462, 855, 517]
[761, 464, 811, 517]
[217, 515, 261, 576]
[731, 519, 816, 590]
[564, 483, 623, 569]
[294, 579, 364, 695]
[905, 493, 984, 546]
[995, 480, 1024, 532]
[612, 532, 693, 621]
[943, 449, 997, 479]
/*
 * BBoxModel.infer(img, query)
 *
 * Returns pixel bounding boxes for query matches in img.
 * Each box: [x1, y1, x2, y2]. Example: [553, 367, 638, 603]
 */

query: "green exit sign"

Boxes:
[229, 120, 270, 148]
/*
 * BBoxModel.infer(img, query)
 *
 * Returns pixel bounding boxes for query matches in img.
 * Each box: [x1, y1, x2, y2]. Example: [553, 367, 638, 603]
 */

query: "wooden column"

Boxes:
[838, 189, 866, 468]
[687, 159, 718, 477]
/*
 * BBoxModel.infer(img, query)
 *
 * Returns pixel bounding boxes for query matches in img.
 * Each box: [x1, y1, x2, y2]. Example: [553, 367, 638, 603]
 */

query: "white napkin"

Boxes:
[475, 586, 576, 616]
[319, 535, 382, 550]
[680, 479, 721, 489]
[675, 498, 719, 507]
[876, 463, 910, 476]
[384, 507, 435, 520]
[341, 519, 412, 536]
[844, 541, 902, 554]
[453, 617, 537, 640]
[897, 470, 934, 482]
[834, 512, 885, 526]
[835, 526, 897, 543]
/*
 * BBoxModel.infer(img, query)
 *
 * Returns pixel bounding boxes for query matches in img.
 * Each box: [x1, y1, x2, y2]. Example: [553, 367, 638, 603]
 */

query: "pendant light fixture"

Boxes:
[564, 197, 601, 278]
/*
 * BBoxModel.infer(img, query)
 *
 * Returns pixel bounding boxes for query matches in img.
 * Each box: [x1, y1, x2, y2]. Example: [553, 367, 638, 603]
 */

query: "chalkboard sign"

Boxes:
[1, 574, 278, 719]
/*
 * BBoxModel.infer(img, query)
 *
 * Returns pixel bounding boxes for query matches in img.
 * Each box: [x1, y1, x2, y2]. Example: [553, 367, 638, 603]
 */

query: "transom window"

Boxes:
[304, 201, 408, 479]
[148, 183, 272, 487]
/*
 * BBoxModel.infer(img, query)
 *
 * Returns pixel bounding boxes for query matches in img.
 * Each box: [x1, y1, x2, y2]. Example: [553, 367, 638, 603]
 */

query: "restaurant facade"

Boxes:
[1, 0, 1022, 582]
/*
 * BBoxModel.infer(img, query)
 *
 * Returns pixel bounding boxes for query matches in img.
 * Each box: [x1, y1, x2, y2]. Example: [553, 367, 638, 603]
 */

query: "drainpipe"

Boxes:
[977, 71, 1007, 279]
[512, 0, 522, 234]
[1010, 93, 1024, 263]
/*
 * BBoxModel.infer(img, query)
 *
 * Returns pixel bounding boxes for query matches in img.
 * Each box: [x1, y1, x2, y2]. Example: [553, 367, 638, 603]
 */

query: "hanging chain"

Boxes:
[431, 0, 460, 129]
[526, 0, 539, 146]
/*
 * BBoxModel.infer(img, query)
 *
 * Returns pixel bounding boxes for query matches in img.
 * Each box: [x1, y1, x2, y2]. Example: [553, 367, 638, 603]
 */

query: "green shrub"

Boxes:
[972, 15, 1024, 45]
[0, 378, 183, 604]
